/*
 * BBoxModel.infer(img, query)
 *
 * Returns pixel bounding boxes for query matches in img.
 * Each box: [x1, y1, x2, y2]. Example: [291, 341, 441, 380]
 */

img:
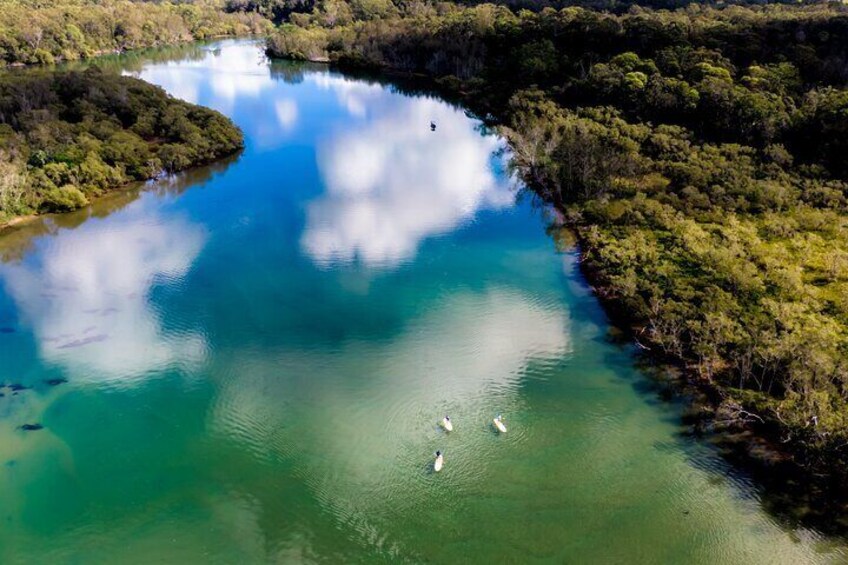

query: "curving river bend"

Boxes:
[0, 40, 845, 563]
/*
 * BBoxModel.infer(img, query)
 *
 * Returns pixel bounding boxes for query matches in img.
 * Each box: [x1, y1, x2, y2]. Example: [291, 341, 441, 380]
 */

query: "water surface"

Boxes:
[0, 40, 845, 563]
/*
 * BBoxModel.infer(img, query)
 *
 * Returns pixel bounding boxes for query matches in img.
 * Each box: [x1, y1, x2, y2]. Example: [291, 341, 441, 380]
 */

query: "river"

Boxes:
[0, 39, 844, 563]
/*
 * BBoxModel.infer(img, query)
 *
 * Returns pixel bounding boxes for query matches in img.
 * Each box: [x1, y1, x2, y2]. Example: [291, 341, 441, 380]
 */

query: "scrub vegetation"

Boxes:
[0, 1, 251, 223]
[0, 0, 270, 66]
[263, 2, 848, 471]
[0, 67, 243, 221]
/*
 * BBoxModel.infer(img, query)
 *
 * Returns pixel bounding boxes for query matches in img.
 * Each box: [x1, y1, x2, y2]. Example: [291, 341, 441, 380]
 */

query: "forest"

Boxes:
[264, 2, 848, 470]
[0, 0, 270, 66]
[0, 66, 243, 221]
[0, 1, 249, 223]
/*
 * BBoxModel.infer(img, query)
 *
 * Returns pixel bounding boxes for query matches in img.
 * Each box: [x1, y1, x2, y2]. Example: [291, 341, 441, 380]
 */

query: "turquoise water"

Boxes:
[0, 40, 845, 563]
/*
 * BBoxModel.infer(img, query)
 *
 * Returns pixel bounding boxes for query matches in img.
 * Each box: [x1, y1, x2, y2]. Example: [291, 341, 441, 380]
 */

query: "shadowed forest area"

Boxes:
[262, 1, 848, 488]
[0, 1, 257, 223]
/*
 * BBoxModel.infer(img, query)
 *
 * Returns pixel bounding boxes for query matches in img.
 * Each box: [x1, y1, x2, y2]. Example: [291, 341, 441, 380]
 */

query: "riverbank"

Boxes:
[0, 214, 36, 232]
[313, 54, 848, 531]
[574, 226, 848, 533]
[264, 4, 848, 530]
[4, 34, 254, 70]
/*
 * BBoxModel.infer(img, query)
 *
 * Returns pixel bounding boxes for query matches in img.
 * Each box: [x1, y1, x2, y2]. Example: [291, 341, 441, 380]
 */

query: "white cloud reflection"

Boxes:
[302, 76, 514, 268]
[130, 40, 304, 149]
[188, 229, 569, 550]
[0, 203, 207, 382]
[274, 98, 299, 131]
[129, 41, 274, 110]
[206, 288, 569, 548]
[130, 40, 513, 258]
[308, 73, 381, 118]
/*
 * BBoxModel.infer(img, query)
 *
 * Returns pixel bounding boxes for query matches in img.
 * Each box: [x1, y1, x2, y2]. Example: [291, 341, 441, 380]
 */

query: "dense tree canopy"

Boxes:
[267, 2, 848, 468]
[225, 0, 318, 23]
[0, 67, 243, 220]
[0, 0, 270, 66]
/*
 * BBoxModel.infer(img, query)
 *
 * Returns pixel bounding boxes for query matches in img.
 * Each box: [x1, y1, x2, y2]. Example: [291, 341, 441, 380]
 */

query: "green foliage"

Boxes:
[0, 148, 27, 221]
[266, 25, 330, 60]
[225, 0, 317, 24]
[793, 88, 848, 180]
[266, 3, 848, 160]
[0, 0, 272, 66]
[505, 92, 641, 204]
[41, 183, 88, 212]
[0, 67, 243, 218]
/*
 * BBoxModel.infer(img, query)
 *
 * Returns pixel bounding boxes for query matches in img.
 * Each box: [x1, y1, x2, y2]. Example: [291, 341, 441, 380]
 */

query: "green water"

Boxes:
[0, 40, 845, 563]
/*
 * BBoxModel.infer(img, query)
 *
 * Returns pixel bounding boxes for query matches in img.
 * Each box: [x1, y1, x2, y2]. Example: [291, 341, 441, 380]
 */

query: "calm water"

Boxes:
[0, 40, 845, 563]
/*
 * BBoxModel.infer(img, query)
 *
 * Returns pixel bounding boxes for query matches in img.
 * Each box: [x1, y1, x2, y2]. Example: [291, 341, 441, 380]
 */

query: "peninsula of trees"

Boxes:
[264, 2, 848, 474]
[0, 67, 243, 222]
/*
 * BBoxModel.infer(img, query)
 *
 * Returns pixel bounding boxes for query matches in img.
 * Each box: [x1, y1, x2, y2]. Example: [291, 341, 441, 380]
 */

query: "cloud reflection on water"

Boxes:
[0, 201, 207, 382]
[131, 43, 514, 270]
[129, 41, 272, 108]
[208, 288, 570, 547]
[302, 75, 514, 268]
[130, 41, 303, 149]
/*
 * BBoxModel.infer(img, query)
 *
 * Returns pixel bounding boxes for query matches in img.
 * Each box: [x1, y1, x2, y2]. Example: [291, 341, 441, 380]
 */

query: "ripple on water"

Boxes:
[198, 288, 554, 558]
